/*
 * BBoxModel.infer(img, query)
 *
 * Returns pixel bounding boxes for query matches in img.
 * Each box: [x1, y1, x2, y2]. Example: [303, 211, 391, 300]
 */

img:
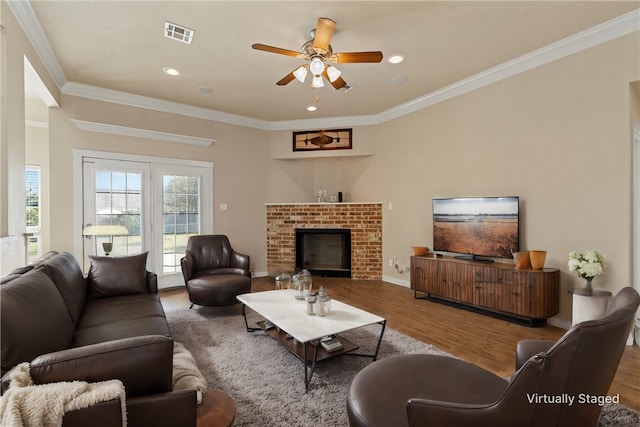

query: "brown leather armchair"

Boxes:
[180, 235, 251, 308]
[347, 286, 640, 427]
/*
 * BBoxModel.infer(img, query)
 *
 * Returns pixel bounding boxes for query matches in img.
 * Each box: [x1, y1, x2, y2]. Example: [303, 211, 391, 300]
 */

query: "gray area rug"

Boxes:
[166, 304, 640, 427]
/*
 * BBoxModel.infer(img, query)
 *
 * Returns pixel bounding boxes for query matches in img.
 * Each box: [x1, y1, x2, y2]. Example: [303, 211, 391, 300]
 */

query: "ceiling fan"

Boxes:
[252, 17, 383, 93]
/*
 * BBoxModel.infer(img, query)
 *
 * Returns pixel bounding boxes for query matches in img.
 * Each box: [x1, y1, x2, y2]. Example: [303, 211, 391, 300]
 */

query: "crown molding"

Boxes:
[23, 56, 58, 107]
[7, 0, 66, 89]
[377, 9, 640, 123]
[70, 119, 215, 146]
[268, 114, 380, 131]
[11, 3, 639, 131]
[62, 82, 271, 130]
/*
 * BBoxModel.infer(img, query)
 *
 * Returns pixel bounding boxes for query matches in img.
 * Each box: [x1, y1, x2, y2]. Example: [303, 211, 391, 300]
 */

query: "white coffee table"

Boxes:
[237, 290, 386, 391]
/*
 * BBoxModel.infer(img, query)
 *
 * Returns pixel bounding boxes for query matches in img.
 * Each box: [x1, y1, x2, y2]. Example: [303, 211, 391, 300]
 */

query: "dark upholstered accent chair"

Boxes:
[180, 235, 251, 308]
[347, 286, 639, 427]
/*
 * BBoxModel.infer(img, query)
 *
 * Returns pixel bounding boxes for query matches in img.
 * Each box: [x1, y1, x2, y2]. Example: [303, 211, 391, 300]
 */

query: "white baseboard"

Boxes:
[547, 317, 571, 330]
[382, 275, 410, 288]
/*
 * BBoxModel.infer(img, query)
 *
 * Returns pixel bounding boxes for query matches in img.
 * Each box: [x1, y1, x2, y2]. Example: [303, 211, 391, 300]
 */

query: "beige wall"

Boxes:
[266, 126, 379, 204]
[47, 96, 269, 271]
[0, 2, 59, 273]
[355, 32, 639, 324]
[2, 0, 639, 326]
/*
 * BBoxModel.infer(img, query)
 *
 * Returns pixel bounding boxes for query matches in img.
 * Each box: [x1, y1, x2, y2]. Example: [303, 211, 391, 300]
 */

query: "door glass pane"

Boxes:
[94, 170, 142, 256]
[162, 174, 200, 273]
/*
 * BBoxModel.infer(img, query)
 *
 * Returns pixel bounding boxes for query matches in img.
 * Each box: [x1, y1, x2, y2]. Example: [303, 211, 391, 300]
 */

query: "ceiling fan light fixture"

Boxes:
[309, 57, 325, 75]
[311, 75, 324, 88]
[252, 17, 383, 97]
[326, 65, 341, 82]
[293, 66, 308, 83]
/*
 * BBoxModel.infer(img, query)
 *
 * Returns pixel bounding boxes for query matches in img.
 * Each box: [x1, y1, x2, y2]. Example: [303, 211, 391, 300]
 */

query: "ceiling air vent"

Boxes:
[164, 22, 194, 45]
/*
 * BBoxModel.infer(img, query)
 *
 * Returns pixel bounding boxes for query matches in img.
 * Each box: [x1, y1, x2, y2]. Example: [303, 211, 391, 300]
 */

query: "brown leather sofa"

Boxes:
[181, 234, 251, 307]
[1, 252, 197, 427]
[347, 286, 640, 427]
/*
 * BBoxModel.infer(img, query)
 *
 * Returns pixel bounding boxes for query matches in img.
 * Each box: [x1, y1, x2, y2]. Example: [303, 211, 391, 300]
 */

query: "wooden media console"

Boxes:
[410, 255, 559, 326]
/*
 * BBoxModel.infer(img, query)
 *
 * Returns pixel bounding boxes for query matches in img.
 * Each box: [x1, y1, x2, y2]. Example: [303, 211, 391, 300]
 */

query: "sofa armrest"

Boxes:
[515, 339, 554, 370]
[29, 335, 173, 397]
[146, 271, 158, 293]
[62, 398, 124, 427]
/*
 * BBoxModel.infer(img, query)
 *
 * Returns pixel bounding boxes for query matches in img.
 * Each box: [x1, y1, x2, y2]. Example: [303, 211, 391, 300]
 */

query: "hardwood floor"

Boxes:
[160, 276, 640, 413]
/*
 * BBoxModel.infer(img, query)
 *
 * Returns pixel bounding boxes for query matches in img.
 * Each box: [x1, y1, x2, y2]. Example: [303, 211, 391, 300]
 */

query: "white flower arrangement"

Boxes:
[568, 250, 605, 280]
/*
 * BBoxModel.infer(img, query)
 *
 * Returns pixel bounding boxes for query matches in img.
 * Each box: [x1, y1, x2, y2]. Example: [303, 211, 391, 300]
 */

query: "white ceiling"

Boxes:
[22, 1, 640, 124]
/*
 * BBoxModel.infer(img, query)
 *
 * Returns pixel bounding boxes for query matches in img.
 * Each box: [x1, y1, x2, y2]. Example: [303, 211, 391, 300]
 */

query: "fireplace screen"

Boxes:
[295, 228, 351, 277]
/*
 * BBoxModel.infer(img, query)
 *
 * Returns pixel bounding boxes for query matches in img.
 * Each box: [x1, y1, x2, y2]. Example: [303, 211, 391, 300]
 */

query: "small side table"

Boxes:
[569, 289, 612, 325]
[197, 388, 236, 427]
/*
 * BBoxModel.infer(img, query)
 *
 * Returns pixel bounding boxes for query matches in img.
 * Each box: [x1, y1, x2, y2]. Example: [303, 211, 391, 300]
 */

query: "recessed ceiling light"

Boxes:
[388, 55, 404, 64]
[306, 106, 317, 112]
[391, 75, 409, 85]
[338, 85, 354, 94]
[163, 67, 181, 76]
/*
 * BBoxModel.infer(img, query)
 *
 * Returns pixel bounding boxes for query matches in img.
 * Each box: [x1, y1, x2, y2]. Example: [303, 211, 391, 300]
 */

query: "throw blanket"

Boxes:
[0, 363, 126, 427]
[173, 342, 208, 405]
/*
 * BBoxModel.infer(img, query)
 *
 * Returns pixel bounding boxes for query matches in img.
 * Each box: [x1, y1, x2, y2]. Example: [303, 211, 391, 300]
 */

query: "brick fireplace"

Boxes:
[266, 203, 382, 280]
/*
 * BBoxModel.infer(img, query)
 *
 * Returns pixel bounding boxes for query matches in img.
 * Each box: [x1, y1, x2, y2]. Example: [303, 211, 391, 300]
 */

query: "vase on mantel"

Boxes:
[584, 277, 593, 295]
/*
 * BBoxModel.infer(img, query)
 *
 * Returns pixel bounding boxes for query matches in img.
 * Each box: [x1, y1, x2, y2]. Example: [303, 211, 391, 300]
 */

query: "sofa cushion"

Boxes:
[0, 273, 21, 285]
[76, 294, 167, 330]
[72, 316, 171, 348]
[39, 252, 86, 325]
[0, 251, 59, 285]
[88, 252, 148, 300]
[0, 270, 75, 373]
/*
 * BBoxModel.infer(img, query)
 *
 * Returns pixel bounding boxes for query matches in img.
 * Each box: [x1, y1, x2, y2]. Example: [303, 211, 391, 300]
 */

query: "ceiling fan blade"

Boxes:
[330, 76, 347, 90]
[323, 70, 347, 90]
[252, 43, 301, 58]
[313, 18, 336, 51]
[276, 71, 296, 86]
[333, 51, 383, 63]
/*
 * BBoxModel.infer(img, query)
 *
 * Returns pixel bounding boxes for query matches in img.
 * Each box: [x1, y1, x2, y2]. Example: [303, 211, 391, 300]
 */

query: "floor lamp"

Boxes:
[82, 225, 129, 256]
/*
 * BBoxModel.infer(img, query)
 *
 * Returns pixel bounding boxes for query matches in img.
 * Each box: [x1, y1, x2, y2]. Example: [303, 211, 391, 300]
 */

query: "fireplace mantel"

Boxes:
[266, 203, 382, 280]
[265, 202, 382, 206]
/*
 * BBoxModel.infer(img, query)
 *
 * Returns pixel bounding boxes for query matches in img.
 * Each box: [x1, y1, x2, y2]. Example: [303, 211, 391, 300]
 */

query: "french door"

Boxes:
[81, 154, 213, 288]
[82, 159, 150, 267]
[154, 164, 211, 286]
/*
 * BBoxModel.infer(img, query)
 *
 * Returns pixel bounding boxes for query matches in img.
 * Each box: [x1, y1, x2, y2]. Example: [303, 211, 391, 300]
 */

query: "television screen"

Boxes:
[433, 197, 519, 260]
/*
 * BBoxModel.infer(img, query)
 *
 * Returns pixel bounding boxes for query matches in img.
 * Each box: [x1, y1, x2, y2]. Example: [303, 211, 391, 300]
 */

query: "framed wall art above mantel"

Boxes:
[293, 128, 352, 152]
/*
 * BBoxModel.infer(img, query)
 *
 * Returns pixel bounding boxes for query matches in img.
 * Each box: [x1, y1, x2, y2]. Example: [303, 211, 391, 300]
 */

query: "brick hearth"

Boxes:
[266, 203, 382, 280]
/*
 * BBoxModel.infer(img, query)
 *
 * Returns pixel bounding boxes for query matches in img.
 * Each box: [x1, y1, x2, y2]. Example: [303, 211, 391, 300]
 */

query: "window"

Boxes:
[25, 166, 40, 227]
[95, 169, 143, 256]
[25, 166, 41, 261]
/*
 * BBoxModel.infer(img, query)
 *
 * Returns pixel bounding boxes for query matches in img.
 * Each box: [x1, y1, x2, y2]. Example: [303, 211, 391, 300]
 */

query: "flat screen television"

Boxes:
[433, 196, 519, 262]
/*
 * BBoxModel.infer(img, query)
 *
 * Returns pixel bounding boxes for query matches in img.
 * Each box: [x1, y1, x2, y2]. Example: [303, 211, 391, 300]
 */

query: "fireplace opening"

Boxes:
[295, 228, 351, 277]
